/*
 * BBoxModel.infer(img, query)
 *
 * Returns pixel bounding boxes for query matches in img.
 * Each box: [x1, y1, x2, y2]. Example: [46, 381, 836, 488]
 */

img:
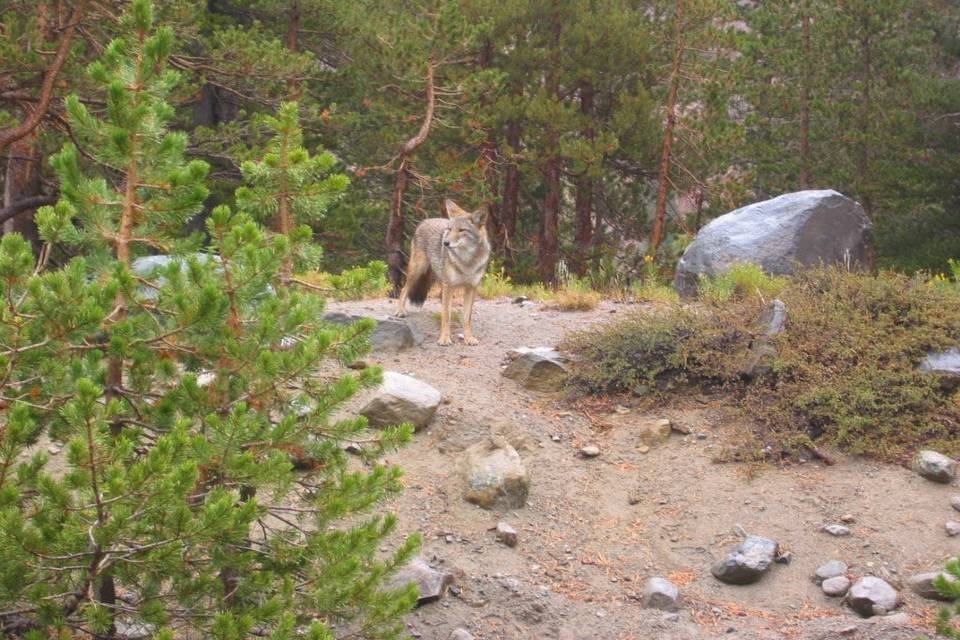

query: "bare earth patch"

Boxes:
[329, 295, 955, 640]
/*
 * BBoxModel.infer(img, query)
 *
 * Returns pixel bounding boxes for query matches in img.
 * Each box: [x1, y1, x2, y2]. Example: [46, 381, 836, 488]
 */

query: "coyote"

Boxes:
[394, 200, 491, 346]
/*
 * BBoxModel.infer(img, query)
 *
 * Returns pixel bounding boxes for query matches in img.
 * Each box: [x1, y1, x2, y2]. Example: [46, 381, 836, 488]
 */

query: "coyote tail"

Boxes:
[407, 268, 434, 306]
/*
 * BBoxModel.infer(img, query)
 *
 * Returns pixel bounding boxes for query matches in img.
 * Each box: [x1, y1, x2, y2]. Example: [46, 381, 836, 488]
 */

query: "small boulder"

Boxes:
[387, 557, 453, 605]
[495, 522, 518, 547]
[846, 577, 900, 617]
[947, 521, 960, 537]
[907, 571, 956, 601]
[643, 577, 680, 611]
[360, 372, 441, 431]
[952, 496, 960, 512]
[638, 418, 672, 445]
[502, 347, 569, 392]
[813, 560, 848, 585]
[822, 576, 851, 597]
[461, 438, 530, 509]
[324, 312, 423, 354]
[450, 630, 475, 640]
[711, 535, 779, 585]
[915, 450, 956, 483]
[919, 348, 960, 392]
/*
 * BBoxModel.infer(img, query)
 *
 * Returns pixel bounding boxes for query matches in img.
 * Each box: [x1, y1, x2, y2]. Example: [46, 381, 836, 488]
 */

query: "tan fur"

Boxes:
[394, 200, 491, 345]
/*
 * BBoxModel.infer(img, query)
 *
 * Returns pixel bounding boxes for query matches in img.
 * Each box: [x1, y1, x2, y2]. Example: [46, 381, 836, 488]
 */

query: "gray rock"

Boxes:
[360, 372, 441, 431]
[915, 450, 957, 483]
[461, 438, 530, 509]
[674, 190, 872, 297]
[711, 535, 779, 585]
[643, 577, 680, 611]
[947, 521, 960, 537]
[822, 524, 852, 537]
[907, 571, 956, 601]
[952, 496, 960, 512]
[846, 577, 900, 617]
[115, 620, 157, 640]
[822, 576, 851, 597]
[579, 445, 601, 458]
[386, 557, 453, 605]
[813, 560, 848, 585]
[919, 348, 960, 392]
[450, 630, 475, 640]
[502, 347, 570, 392]
[739, 299, 788, 378]
[131, 253, 225, 301]
[495, 522, 518, 547]
[324, 312, 423, 354]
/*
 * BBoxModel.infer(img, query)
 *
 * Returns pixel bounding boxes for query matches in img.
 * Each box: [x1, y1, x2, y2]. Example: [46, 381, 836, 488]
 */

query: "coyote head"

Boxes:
[443, 199, 488, 250]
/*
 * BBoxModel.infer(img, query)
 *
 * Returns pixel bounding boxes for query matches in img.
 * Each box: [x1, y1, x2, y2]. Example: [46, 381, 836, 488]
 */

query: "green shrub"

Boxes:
[699, 262, 788, 303]
[479, 264, 515, 299]
[298, 261, 389, 300]
[566, 268, 960, 462]
[548, 277, 603, 311]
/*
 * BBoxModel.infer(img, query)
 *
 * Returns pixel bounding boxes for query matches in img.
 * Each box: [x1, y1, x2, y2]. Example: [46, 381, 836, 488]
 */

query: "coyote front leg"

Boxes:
[437, 286, 453, 346]
[462, 286, 479, 346]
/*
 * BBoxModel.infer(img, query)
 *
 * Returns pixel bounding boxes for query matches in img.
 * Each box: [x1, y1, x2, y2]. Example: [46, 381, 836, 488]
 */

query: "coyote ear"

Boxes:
[471, 204, 489, 228]
[444, 199, 470, 218]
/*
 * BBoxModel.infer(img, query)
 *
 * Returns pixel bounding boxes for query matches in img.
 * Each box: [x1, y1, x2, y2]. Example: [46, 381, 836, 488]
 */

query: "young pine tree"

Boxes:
[0, 1, 418, 638]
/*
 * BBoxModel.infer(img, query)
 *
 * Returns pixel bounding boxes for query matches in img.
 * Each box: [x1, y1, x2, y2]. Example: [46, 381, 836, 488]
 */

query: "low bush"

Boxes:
[298, 260, 389, 300]
[698, 262, 788, 303]
[566, 267, 960, 462]
[547, 277, 603, 311]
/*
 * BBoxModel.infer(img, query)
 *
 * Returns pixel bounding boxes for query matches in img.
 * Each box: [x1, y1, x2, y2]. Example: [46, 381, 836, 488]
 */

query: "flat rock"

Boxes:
[643, 577, 680, 611]
[711, 535, 779, 585]
[822, 576, 851, 597]
[915, 450, 956, 483]
[360, 372, 441, 431]
[324, 312, 423, 354]
[907, 571, 956, 601]
[502, 347, 569, 392]
[846, 577, 900, 617]
[386, 557, 453, 605]
[461, 438, 530, 509]
[813, 560, 848, 585]
[674, 190, 872, 297]
[495, 522, 518, 547]
[919, 348, 960, 392]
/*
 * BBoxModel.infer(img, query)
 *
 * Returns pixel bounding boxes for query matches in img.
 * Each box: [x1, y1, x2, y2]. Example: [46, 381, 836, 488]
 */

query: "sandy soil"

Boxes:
[329, 294, 959, 640]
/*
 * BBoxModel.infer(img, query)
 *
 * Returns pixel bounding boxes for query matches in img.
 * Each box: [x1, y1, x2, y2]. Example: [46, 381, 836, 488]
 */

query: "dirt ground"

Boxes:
[329, 294, 959, 640]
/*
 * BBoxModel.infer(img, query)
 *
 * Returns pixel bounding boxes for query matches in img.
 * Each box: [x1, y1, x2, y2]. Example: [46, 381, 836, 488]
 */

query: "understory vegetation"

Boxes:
[565, 267, 960, 462]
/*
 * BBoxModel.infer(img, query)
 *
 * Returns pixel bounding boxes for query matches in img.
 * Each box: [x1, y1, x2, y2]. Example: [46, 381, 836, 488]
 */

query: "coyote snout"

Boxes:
[393, 199, 491, 346]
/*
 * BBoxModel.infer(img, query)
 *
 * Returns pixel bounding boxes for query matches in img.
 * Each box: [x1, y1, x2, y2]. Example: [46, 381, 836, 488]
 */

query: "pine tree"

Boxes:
[0, 1, 418, 638]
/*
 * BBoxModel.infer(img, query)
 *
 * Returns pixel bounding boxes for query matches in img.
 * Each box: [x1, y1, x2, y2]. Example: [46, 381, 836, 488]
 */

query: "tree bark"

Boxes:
[287, 0, 300, 52]
[799, 1, 812, 189]
[572, 82, 595, 276]
[2, 134, 43, 250]
[386, 61, 435, 295]
[539, 156, 560, 286]
[501, 118, 521, 248]
[650, 1, 686, 259]
[0, 0, 87, 155]
[478, 39, 502, 246]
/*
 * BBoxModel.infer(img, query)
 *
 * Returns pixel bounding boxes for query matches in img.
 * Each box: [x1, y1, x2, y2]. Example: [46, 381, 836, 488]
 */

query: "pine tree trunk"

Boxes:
[478, 39, 502, 247]
[287, 0, 300, 52]
[501, 118, 521, 248]
[2, 134, 42, 251]
[650, 2, 685, 259]
[799, 2, 812, 189]
[539, 155, 560, 286]
[386, 61, 435, 295]
[573, 82, 595, 277]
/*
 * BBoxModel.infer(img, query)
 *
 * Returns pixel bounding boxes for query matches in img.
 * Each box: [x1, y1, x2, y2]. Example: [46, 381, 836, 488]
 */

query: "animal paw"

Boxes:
[437, 336, 452, 346]
[463, 336, 479, 346]
[393, 310, 408, 318]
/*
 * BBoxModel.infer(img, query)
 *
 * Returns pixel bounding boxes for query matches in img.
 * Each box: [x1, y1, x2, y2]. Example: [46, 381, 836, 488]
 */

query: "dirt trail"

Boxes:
[330, 295, 956, 640]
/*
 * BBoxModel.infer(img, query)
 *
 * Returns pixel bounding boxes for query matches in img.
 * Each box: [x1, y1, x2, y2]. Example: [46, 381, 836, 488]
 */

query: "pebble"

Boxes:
[642, 577, 680, 611]
[822, 576, 851, 597]
[495, 522, 518, 548]
[638, 444, 650, 454]
[579, 445, 601, 458]
[840, 514, 856, 523]
[947, 521, 960, 537]
[822, 524, 852, 536]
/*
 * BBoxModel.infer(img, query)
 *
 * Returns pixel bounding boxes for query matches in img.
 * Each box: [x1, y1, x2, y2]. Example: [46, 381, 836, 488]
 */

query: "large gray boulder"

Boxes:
[502, 347, 570, 392]
[674, 190, 872, 297]
[360, 372, 441, 431]
[920, 348, 960, 392]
